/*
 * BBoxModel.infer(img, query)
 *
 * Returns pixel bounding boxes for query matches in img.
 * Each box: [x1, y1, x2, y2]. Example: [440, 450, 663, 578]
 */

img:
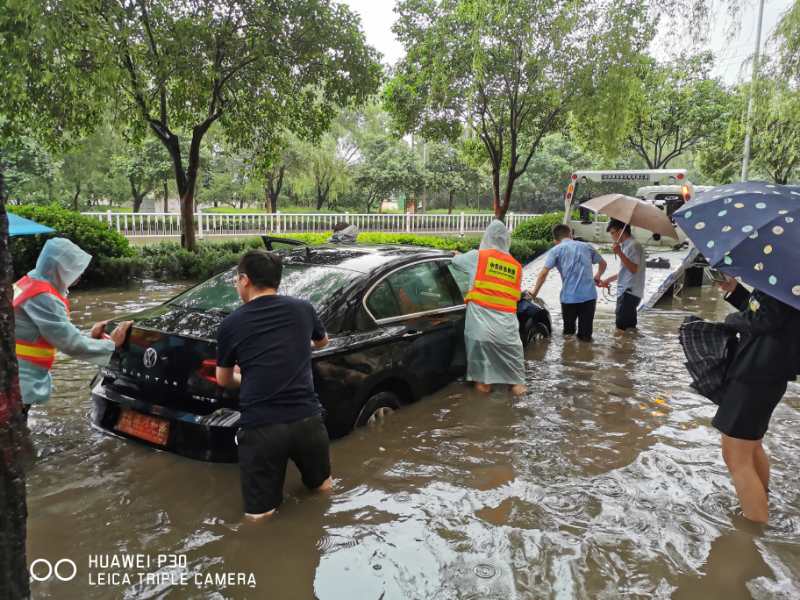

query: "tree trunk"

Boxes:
[71, 182, 81, 212]
[490, 165, 502, 217]
[163, 180, 169, 213]
[152, 127, 196, 250]
[0, 156, 32, 600]
[265, 165, 284, 213]
[315, 175, 330, 211]
[447, 189, 454, 215]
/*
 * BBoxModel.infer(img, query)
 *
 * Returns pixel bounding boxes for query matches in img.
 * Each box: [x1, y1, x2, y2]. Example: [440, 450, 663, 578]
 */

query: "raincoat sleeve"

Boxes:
[22, 294, 116, 366]
[451, 250, 478, 278]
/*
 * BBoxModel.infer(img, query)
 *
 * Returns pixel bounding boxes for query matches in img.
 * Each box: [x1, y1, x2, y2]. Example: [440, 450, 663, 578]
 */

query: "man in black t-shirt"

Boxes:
[216, 250, 332, 520]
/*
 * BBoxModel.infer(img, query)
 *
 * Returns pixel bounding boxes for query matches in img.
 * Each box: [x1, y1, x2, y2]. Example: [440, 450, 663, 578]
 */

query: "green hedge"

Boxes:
[93, 233, 549, 284]
[272, 233, 550, 265]
[9, 211, 551, 288]
[10, 205, 134, 286]
[511, 211, 564, 242]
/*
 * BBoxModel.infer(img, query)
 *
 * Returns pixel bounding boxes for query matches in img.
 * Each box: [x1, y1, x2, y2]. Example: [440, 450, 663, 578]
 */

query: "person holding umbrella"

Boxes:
[673, 180, 800, 523]
[580, 194, 677, 333]
[599, 219, 646, 332]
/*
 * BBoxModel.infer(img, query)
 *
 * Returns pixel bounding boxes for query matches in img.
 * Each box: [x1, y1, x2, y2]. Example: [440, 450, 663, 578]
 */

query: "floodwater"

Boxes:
[26, 255, 800, 599]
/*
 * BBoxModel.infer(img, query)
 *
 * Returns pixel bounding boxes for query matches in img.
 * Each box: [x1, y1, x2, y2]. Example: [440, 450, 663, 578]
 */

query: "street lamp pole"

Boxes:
[741, 0, 766, 182]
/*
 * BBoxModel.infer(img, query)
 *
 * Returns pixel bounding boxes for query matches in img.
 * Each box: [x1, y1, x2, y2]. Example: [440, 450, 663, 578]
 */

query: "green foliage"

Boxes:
[273, 232, 550, 264]
[615, 54, 731, 169]
[511, 212, 565, 243]
[776, 2, 800, 84]
[386, 0, 652, 217]
[353, 136, 425, 212]
[97, 0, 382, 250]
[695, 71, 800, 185]
[0, 0, 111, 145]
[750, 77, 800, 184]
[9, 205, 134, 285]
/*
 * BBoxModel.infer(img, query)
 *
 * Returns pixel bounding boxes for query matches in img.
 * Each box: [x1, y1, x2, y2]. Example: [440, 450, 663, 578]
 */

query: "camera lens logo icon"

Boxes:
[30, 559, 77, 582]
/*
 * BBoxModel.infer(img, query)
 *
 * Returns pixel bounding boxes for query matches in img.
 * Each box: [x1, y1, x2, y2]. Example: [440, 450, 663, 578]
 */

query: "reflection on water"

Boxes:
[26, 274, 800, 599]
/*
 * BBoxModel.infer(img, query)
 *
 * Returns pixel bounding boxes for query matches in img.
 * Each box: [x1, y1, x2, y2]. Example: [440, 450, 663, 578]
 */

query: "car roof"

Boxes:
[281, 244, 454, 274]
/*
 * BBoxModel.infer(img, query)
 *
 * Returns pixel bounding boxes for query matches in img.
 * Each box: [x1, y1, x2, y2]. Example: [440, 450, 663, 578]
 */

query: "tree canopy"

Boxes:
[623, 54, 730, 169]
[385, 0, 653, 219]
[95, 0, 381, 249]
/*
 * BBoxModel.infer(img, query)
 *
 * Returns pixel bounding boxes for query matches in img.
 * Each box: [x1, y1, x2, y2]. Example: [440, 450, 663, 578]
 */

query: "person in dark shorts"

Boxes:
[713, 275, 800, 523]
[600, 219, 646, 333]
[216, 250, 332, 520]
[528, 224, 606, 341]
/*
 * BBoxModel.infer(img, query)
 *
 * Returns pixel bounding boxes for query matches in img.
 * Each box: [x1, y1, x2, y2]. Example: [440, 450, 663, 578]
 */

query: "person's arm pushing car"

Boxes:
[216, 365, 241, 389]
[312, 335, 330, 349]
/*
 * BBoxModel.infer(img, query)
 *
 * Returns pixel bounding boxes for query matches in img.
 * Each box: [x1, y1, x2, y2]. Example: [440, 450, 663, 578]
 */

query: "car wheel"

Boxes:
[522, 318, 550, 348]
[356, 391, 401, 428]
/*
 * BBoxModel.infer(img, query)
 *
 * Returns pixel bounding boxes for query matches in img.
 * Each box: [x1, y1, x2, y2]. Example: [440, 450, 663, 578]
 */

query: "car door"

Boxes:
[364, 260, 465, 393]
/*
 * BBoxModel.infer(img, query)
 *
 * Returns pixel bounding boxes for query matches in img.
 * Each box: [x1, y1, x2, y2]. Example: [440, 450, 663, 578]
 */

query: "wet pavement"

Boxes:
[25, 263, 800, 599]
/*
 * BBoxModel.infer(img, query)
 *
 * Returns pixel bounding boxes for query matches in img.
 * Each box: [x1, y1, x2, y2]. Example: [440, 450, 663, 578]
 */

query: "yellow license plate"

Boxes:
[115, 409, 170, 446]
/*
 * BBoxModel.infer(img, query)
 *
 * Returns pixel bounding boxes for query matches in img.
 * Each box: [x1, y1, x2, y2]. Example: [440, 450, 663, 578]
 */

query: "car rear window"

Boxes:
[170, 264, 361, 314]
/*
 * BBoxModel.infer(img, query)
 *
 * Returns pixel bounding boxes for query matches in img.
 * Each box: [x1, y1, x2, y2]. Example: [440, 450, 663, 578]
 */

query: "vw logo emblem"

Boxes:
[143, 347, 158, 369]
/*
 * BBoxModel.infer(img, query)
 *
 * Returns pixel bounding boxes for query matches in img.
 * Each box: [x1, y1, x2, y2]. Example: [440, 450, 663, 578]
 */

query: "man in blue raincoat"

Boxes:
[13, 238, 131, 414]
[451, 220, 526, 396]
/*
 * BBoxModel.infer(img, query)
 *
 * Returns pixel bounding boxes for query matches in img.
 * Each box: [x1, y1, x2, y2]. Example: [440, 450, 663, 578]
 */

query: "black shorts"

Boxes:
[712, 379, 787, 441]
[616, 291, 641, 330]
[561, 300, 596, 341]
[237, 413, 331, 514]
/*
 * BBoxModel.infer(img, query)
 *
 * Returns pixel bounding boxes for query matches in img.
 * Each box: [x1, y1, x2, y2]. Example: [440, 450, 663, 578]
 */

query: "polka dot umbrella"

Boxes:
[673, 181, 800, 310]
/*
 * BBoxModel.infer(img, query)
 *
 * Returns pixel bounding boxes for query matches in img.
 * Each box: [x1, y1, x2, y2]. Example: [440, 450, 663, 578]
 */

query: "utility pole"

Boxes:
[741, 0, 766, 181]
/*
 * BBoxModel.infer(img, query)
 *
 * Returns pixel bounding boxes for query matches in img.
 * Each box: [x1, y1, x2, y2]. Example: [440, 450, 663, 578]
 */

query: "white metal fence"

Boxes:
[82, 210, 541, 238]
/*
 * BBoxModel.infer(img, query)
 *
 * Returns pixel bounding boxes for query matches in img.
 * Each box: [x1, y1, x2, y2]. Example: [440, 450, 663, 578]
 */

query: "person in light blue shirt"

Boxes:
[528, 224, 606, 341]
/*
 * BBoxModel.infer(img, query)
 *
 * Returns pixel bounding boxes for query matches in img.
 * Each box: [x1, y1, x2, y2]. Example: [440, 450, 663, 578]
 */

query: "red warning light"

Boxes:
[676, 173, 685, 180]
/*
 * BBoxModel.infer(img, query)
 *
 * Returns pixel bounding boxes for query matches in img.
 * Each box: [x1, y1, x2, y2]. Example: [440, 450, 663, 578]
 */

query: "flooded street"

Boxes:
[26, 262, 800, 599]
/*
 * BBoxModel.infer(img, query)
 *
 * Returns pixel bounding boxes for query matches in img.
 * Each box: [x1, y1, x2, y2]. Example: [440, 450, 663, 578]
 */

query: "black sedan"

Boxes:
[91, 244, 551, 462]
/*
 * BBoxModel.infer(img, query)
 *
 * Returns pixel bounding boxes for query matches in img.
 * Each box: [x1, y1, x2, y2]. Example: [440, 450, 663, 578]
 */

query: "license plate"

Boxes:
[115, 409, 170, 446]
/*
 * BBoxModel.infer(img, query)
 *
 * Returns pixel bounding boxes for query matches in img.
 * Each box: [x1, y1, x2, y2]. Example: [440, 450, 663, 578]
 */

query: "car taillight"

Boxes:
[197, 359, 218, 385]
[682, 184, 691, 203]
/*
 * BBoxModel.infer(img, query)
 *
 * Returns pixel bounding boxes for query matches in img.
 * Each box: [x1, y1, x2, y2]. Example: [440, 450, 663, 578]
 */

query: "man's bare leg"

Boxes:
[475, 382, 492, 393]
[244, 509, 276, 522]
[315, 476, 333, 492]
[511, 384, 526, 397]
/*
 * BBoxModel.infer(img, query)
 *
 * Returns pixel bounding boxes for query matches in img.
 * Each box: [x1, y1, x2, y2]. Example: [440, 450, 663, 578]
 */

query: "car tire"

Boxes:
[521, 318, 550, 348]
[356, 391, 401, 428]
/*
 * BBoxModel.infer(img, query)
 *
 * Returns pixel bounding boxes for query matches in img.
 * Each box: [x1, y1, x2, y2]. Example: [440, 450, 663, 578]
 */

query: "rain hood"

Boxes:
[479, 219, 511, 253]
[28, 237, 92, 294]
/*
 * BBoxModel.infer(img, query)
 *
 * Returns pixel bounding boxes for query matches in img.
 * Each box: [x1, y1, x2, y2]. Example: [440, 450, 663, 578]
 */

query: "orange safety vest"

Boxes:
[13, 275, 70, 370]
[465, 249, 522, 313]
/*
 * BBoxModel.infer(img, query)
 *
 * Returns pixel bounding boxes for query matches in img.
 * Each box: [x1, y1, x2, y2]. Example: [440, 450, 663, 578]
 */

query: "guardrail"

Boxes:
[82, 210, 541, 238]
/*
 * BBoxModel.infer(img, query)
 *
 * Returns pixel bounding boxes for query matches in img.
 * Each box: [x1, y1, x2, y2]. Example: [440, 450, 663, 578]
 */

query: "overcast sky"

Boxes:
[341, 0, 794, 85]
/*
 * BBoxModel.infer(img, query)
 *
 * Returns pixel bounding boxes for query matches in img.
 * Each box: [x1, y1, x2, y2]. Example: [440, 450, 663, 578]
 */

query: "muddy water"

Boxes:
[26, 269, 800, 599]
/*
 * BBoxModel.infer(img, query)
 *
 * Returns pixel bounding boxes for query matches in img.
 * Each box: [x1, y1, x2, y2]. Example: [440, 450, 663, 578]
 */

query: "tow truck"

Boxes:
[560, 169, 707, 305]
[561, 169, 697, 246]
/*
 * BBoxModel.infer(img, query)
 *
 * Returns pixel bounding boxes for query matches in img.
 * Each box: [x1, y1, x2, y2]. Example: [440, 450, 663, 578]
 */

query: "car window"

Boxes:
[447, 263, 471, 301]
[365, 280, 402, 320]
[170, 264, 361, 314]
[380, 261, 459, 317]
